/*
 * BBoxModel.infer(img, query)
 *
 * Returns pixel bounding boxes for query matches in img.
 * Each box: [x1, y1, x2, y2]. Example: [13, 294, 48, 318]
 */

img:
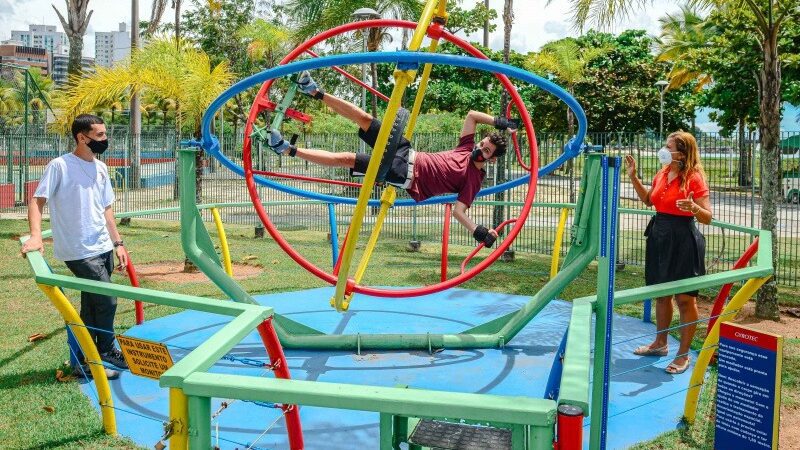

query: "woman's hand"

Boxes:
[624, 154, 637, 179]
[676, 192, 697, 213]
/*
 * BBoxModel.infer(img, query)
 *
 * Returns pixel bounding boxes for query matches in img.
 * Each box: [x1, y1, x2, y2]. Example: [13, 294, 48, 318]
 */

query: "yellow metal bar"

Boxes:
[333, 0, 443, 311]
[210, 207, 233, 276]
[37, 284, 117, 435]
[338, 187, 397, 311]
[550, 208, 570, 279]
[169, 388, 189, 449]
[683, 276, 771, 422]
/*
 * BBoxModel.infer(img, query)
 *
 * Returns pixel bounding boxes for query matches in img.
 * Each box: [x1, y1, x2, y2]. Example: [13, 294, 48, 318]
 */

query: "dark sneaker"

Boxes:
[72, 364, 120, 380]
[296, 71, 324, 99]
[101, 348, 129, 370]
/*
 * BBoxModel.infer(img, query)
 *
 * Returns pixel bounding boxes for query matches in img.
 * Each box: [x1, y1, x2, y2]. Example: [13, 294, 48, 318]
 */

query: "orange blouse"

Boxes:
[649, 167, 709, 216]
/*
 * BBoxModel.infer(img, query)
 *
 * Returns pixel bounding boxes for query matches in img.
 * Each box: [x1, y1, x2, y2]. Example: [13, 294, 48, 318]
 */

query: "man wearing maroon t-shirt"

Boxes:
[267, 71, 515, 248]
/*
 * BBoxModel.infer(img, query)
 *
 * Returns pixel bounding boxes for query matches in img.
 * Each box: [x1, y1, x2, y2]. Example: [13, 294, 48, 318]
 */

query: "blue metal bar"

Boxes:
[199, 51, 588, 207]
[543, 329, 569, 400]
[643, 298, 652, 323]
[328, 203, 339, 269]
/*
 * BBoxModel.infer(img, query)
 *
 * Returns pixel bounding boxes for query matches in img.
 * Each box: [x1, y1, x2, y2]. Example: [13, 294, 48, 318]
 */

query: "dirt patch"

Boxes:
[695, 297, 800, 339]
[134, 261, 262, 283]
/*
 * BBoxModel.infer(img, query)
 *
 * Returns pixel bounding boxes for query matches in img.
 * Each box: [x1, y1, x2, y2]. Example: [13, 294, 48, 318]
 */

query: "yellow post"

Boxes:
[332, 1, 440, 311]
[210, 207, 233, 276]
[337, 187, 397, 311]
[550, 208, 570, 279]
[37, 284, 117, 435]
[683, 276, 771, 422]
[169, 388, 189, 449]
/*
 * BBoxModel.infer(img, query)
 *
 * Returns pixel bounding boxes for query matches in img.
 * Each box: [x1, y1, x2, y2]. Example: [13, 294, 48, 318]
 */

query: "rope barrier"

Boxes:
[610, 310, 740, 347]
[610, 345, 719, 379]
[582, 383, 704, 428]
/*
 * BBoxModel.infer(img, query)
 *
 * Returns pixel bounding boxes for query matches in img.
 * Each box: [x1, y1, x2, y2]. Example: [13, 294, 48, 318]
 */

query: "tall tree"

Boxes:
[493, 0, 513, 234]
[146, 0, 170, 36]
[569, 0, 800, 318]
[52, 0, 94, 79]
[656, 5, 715, 91]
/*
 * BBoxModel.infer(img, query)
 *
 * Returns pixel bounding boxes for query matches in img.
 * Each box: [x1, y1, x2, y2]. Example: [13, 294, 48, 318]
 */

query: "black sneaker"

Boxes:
[72, 364, 120, 380]
[100, 348, 129, 370]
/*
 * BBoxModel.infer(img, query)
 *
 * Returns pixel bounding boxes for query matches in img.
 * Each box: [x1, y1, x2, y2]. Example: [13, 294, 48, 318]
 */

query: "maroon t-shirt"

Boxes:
[406, 134, 485, 207]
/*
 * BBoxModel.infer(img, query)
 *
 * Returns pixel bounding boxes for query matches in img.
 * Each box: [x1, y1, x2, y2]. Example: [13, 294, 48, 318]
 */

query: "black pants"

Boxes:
[351, 118, 413, 186]
[65, 251, 118, 355]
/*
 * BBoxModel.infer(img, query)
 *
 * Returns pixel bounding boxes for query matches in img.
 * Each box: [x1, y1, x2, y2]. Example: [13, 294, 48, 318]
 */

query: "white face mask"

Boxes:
[657, 147, 674, 165]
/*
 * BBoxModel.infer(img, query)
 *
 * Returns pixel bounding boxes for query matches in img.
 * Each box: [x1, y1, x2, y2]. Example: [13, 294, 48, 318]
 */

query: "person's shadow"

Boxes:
[611, 356, 677, 397]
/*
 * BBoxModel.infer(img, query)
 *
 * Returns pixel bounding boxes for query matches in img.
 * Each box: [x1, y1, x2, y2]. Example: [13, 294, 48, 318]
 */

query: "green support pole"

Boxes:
[528, 424, 555, 449]
[187, 395, 211, 449]
[589, 155, 619, 450]
[22, 71, 28, 203]
[379, 412, 394, 450]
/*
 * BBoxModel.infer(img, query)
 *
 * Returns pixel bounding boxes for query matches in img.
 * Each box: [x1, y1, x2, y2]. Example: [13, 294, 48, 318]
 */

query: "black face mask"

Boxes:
[84, 135, 109, 155]
[471, 145, 486, 162]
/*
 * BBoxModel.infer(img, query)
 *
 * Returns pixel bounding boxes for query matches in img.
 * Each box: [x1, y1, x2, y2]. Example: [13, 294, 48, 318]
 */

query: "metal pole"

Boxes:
[659, 90, 664, 138]
[130, 1, 142, 189]
[23, 71, 29, 204]
[360, 28, 367, 154]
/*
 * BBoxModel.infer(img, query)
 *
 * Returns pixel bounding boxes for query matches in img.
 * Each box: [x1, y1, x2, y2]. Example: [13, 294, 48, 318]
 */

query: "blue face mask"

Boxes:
[471, 145, 486, 162]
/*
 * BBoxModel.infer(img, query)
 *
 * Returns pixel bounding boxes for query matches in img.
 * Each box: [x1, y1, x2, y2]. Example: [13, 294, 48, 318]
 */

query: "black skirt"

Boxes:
[644, 213, 706, 297]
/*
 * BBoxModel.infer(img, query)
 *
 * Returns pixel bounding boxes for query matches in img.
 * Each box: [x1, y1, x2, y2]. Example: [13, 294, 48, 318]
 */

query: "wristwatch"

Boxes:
[113, 240, 124, 248]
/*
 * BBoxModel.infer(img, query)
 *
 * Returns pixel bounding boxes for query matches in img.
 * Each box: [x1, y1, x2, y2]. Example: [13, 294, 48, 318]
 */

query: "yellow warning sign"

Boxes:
[116, 335, 174, 380]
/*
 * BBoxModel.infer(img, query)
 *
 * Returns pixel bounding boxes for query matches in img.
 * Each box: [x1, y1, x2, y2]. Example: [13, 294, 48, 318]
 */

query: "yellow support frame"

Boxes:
[210, 207, 233, 276]
[550, 208, 569, 279]
[169, 387, 189, 449]
[682, 275, 771, 422]
[37, 284, 117, 435]
[332, 0, 447, 311]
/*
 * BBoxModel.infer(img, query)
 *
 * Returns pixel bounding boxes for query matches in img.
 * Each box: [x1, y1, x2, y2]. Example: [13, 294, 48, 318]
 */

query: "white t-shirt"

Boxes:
[34, 153, 115, 261]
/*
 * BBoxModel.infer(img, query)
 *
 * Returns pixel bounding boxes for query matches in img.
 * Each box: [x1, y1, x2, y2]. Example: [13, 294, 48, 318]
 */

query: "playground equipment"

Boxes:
[21, 0, 775, 448]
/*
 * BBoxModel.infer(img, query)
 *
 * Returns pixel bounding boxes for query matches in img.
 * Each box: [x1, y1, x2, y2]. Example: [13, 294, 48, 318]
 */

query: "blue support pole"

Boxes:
[544, 329, 569, 400]
[643, 298, 652, 323]
[328, 203, 339, 269]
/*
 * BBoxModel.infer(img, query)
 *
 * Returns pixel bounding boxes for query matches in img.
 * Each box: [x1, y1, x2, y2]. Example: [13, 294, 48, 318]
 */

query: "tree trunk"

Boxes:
[67, 36, 84, 79]
[755, 30, 781, 320]
[493, 0, 513, 231]
[737, 116, 752, 187]
[483, 0, 490, 47]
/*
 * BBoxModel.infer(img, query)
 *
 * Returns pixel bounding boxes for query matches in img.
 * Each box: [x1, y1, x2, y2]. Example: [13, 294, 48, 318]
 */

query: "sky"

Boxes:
[0, 0, 797, 130]
[0, 0, 678, 56]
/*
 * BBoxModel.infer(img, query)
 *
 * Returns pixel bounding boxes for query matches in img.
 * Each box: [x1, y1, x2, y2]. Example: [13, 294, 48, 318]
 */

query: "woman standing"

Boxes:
[625, 131, 712, 375]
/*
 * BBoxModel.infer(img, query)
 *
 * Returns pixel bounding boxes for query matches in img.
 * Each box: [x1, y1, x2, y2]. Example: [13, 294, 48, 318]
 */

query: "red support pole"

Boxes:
[257, 318, 304, 450]
[556, 404, 583, 450]
[441, 204, 452, 282]
[125, 256, 144, 325]
[707, 238, 759, 332]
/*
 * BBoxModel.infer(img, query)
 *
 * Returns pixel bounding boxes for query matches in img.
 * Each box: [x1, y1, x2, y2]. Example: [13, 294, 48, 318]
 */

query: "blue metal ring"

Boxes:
[201, 51, 588, 207]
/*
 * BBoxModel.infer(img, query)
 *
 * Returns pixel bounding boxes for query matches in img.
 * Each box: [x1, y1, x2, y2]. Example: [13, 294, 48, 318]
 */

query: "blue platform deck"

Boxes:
[80, 287, 699, 449]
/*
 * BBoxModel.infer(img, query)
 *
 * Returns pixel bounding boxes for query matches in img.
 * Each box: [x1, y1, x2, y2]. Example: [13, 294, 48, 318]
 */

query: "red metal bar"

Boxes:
[257, 318, 304, 450]
[255, 99, 313, 123]
[707, 238, 759, 332]
[124, 256, 144, 325]
[304, 49, 390, 102]
[441, 204, 452, 282]
[252, 169, 363, 188]
[241, 19, 540, 298]
[506, 101, 531, 172]
[556, 404, 583, 450]
[460, 219, 517, 274]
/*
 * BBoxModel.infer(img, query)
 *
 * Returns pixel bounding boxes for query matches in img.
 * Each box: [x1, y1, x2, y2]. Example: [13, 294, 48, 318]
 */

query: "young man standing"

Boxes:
[268, 71, 517, 247]
[22, 114, 129, 379]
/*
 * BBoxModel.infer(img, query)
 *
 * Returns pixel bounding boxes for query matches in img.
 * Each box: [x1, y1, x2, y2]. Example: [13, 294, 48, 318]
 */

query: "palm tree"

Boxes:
[15, 68, 54, 131]
[54, 37, 233, 205]
[52, 0, 94, 79]
[656, 5, 715, 91]
[238, 19, 292, 68]
[568, 0, 796, 319]
[286, 0, 422, 114]
[146, 0, 170, 36]
[0, 80, 21, 131]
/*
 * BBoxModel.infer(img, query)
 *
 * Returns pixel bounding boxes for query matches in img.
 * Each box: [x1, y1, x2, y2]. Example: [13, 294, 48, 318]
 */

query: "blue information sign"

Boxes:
[715, 323, 783, 450]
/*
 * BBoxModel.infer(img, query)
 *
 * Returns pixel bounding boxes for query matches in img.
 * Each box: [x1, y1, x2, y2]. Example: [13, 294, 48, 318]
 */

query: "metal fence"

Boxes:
[2, 129, 799, 287]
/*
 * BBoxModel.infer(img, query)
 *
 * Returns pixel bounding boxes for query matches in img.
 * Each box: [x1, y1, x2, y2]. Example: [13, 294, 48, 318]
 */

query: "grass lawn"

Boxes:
[0, 217, 797, 449]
